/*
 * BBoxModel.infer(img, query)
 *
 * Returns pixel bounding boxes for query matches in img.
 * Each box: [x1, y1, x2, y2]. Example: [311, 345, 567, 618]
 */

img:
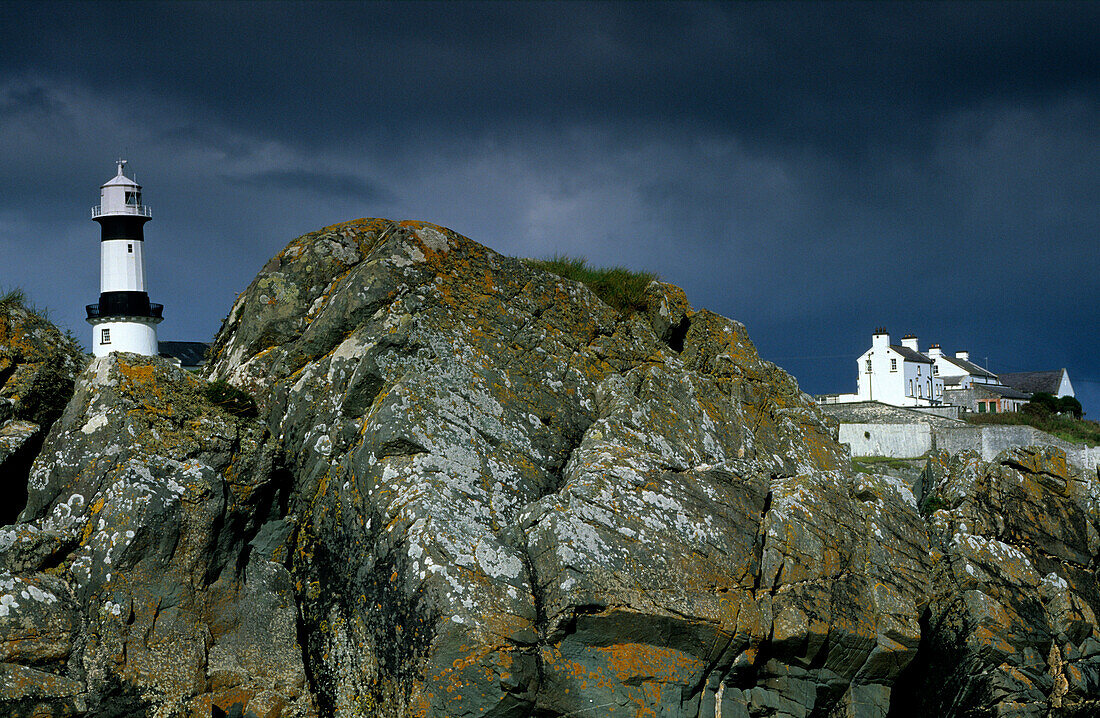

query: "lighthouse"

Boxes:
[86, 160, 163, 356]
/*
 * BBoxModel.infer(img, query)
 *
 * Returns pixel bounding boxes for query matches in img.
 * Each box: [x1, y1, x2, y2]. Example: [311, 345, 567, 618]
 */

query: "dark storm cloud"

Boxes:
[1, 1, 1098, 413]
[224, 169, 392, 204]
[6, 2, 1096, 150]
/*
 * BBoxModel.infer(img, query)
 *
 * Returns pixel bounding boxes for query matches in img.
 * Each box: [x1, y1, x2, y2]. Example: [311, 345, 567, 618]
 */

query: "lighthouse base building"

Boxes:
[86, 161, 163, 357]
[87, 315, 162, 357]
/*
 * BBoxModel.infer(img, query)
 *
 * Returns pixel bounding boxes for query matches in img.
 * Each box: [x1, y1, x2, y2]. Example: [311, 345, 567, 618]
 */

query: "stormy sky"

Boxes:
[2, 1, 1098, 414]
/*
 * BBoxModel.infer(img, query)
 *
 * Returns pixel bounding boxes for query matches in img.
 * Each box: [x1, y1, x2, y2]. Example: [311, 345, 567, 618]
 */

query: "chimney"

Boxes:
[955, 350, 969, 361]
[927, 344, 943, 359]
[901, 334, 919, 352]
[872, 327, 889, 348]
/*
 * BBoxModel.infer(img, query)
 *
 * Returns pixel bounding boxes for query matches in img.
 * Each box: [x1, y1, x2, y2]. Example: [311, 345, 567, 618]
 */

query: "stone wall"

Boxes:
[911, 405, 962, 420]
[839, 420, 1100, 473]
[934, 425, 1100, 472]
[838, 423, 932, 458]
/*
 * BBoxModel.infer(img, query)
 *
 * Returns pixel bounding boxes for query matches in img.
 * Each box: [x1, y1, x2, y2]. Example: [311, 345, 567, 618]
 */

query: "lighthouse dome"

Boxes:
[102, 173, 140, 188]
[93, 160, 150, 219]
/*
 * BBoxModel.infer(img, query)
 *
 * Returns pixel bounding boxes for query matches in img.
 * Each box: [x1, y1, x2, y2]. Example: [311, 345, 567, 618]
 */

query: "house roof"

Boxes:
[159, 341, 210, 367]
[998, 370, 1065, 395]
[980, 383, 1032, 400]
[889, 345, 933, 364]
[939, 355, 997, 379]
[942, 376, 965, 386]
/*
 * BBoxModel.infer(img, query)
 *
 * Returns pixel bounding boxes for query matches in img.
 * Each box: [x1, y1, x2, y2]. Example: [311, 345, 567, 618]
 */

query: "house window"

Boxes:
[933, 364, 939, 375]
[918, 384, 923, 397]
[978, 402, 986, 413]
[865, 358, 872, 373]
[101, 328, 111, 344]
[990, 402, 998, 413]
[909, 379, 913, 395]
[917, 365, 922, 375]
[890, 358, 897, 372]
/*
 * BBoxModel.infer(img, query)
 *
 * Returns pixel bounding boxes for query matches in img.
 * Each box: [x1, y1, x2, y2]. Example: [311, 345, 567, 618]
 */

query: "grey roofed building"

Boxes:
[889, 345, 933, 364]
[983, 384, 1031, 400]
[998, 369, 1075, 398]
[158, 341, 211, 369]
[938, 355, 998, 380]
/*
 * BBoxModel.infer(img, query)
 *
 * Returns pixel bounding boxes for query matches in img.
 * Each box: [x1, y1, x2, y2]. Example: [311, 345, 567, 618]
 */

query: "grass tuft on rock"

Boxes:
[525, 255, 657, 314]
[0, 287, 27, 310]
[0, 286, 57, 324]
[203, 379, 258, 418]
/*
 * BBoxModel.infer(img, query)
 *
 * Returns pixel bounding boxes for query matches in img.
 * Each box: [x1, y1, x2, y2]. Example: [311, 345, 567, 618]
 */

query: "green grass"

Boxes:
[851, 455, 927, 474]
[203, 379, 258, 418]
[0, 286, 52, 321]
[1, 286, 85, 352]
[920, 491, 948, 516]
[524, 255, 657, 314]
[0, 287, 27, 311]
[965, 412, 1100, 446]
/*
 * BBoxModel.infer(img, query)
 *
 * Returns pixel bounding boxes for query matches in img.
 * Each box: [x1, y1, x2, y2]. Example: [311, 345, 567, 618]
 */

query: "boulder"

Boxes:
[0, 296, 87, 524]
[2, 354, 314, 717]
[899, 446, 1100, 715]
[3, 218, 1096, 717]
[206, 219, 925, 717]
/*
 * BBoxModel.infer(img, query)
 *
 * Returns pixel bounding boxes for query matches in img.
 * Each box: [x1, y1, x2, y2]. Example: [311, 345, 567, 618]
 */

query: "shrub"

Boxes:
[1028, 392, 1060, 414]
[920, 491, 948, 516]
[1058, 396, 1084, 419]
[203, 379, 258, 418]
[1022, 392, 1083, 420]
[524, 255, 657, 314]
[965, 410, 1100, 446]
[1021, 401, 1052, 419]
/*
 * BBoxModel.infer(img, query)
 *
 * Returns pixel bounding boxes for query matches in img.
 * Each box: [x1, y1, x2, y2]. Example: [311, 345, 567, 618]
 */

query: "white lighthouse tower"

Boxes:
[86, 160, 163, 356]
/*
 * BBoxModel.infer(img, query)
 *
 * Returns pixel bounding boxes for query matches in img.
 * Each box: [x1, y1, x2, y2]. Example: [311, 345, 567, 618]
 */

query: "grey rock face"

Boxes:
[202, 219, 925, 717]
[897, 447, 1100, 716]
[0, 300, 87, 525]
[2, 218, 1097, 717]
[1, 354, 314, 717]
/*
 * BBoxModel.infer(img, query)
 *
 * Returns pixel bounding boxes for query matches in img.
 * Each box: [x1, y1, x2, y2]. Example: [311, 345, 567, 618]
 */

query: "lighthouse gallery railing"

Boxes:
[86, 302, 164, 320]
[91, 205, 152, 218]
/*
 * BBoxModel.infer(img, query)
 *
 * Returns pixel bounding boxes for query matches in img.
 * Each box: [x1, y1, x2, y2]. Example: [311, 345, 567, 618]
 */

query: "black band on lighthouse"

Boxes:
[95, 215, 149, 241]
[86, 291, 163, 320]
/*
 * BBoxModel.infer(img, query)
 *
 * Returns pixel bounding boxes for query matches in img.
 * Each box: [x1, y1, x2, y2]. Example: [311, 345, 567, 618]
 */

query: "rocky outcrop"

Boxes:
[202, 219, 923, 716]
[899, 447, 1100, 716]
[1, 218, 1097, 717]
[0, 297, 87, 524]
[2, 354, 313, 717]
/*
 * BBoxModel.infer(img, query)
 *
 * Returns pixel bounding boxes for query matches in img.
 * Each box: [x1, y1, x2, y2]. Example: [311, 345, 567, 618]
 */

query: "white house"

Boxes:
[927, 347, 998, 389]
[818, 330, 944, 407]
[817, 330, 1075, 415]
[855, 331, 944, 406]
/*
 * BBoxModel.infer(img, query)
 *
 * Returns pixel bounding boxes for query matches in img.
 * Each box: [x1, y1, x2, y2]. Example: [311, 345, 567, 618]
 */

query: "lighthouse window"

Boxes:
[101, 328, 111, 344]
[127, 244, 133, 253]
[125, 191, 140, 205]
